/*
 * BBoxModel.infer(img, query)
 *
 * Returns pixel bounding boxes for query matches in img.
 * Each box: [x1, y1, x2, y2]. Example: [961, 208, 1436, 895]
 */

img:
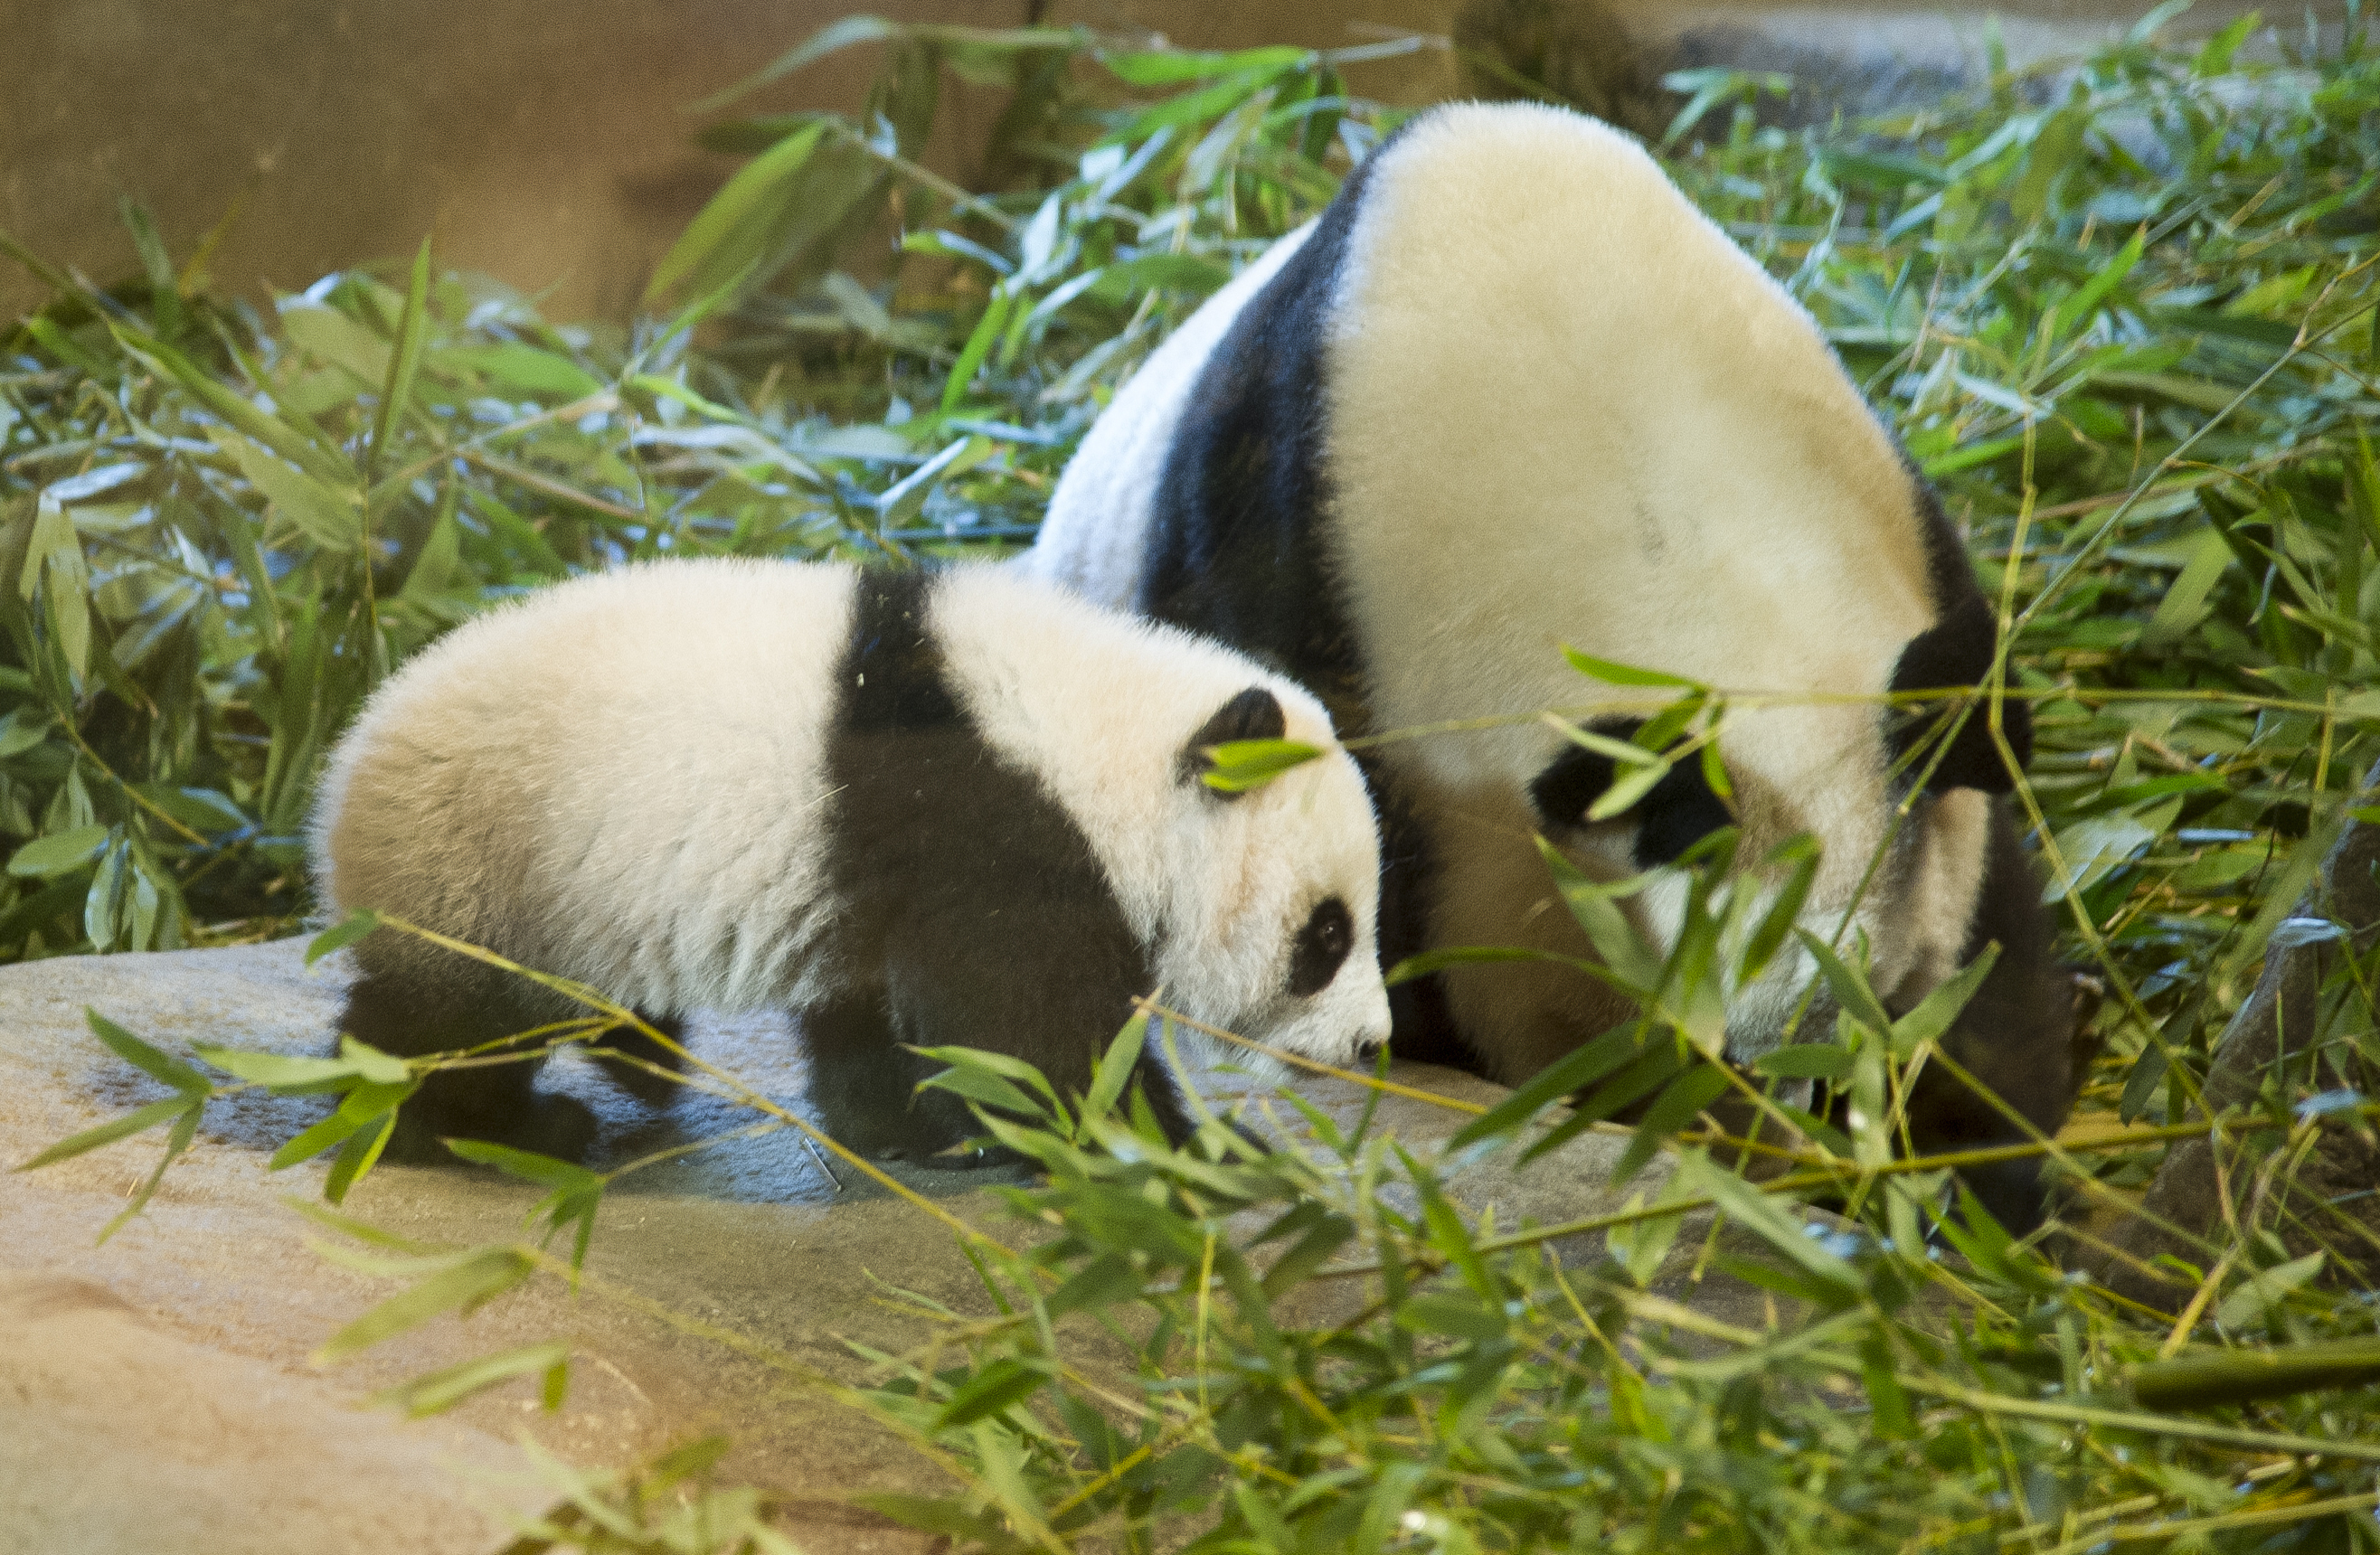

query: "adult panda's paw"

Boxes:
[1529, 719, 1733, 866]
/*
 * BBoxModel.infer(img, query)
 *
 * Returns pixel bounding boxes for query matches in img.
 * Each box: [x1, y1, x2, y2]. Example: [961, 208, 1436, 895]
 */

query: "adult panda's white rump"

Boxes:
[311, 559, 854, 1014]
[1316, 104, 1974, 1068]
[1325, 104, 1934, 837]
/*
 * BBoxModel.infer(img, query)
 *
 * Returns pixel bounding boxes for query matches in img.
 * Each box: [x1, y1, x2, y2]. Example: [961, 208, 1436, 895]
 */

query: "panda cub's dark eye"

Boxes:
[1287, 897, 1353, 997]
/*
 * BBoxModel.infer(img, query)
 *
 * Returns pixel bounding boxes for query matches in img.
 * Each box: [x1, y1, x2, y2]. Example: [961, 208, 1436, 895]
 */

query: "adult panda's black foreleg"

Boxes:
[336, 951, 600, 1164]
[1903, 806, 2082, 1236]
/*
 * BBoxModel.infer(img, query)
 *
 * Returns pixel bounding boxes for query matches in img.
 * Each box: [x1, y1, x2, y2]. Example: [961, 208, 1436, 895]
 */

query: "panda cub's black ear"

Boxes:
[1182, 686, 1288, 798]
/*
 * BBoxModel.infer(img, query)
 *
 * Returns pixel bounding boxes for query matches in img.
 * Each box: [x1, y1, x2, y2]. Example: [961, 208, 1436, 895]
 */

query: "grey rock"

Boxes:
[3, 938, 1794, 1548]
[0, 1268, 540, 1555]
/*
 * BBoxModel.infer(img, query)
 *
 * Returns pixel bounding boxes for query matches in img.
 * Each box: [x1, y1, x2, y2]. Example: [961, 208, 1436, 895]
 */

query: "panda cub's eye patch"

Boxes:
[1287, 896, 1354, 997]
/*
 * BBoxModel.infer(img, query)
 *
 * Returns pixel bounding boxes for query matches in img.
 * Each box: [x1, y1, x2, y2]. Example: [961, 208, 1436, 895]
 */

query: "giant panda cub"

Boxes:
[1024, 101, 2076, 1229]
[309, 559, 1392, 1164]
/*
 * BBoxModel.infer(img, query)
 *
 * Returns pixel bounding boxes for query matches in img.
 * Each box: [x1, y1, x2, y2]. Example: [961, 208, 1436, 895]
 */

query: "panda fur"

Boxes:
[1023, 101, 2075, 1228]
[309, 559, 1392, 1164]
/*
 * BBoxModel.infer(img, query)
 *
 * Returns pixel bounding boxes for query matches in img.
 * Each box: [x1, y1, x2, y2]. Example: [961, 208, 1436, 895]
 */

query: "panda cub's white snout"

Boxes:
[1277, 890, 1396, 1067]
[1233, 758, 1395, 1073]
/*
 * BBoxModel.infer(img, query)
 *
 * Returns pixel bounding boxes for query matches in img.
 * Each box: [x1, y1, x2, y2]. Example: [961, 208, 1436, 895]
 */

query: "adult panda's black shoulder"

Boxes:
[308, 559, 1390, 1164]
[1024, 101, 2076, 1230]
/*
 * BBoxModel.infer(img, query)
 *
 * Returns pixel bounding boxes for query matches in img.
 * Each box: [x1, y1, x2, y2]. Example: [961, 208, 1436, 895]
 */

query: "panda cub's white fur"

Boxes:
[311, 558, 1391, 1162]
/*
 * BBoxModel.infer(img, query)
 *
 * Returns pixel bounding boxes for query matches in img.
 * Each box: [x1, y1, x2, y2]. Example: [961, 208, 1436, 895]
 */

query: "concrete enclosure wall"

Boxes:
[0, 0, 2304, 324]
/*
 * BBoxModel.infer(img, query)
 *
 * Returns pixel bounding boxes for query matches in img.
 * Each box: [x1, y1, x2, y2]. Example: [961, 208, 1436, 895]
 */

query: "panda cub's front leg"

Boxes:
[798, 970, 1202, 1165]
[799, 986, 984, 1162]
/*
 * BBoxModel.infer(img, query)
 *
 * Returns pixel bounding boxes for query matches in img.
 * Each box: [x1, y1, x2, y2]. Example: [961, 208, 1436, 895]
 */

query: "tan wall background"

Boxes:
[0, 0, 2309, 325]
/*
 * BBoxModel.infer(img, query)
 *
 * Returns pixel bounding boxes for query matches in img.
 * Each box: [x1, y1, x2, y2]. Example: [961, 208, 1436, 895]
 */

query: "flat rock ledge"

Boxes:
[1, 941, 1760, 1553]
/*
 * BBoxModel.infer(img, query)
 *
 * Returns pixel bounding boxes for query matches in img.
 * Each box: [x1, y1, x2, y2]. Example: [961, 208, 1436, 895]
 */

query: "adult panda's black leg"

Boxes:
[337, 959, 599, 1164]
[1903, 805, 2081, 1236]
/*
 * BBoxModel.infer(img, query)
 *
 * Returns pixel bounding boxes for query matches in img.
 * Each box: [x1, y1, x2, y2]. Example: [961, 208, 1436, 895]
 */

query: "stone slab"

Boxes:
[0, 938, 1731, 1550]
[0, 1268, 536, 1555]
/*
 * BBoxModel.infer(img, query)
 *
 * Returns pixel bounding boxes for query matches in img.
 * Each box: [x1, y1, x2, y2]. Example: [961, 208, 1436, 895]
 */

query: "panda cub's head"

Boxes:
[1163, 683, 1393, 1073]
[932, 568, 1392, 1073]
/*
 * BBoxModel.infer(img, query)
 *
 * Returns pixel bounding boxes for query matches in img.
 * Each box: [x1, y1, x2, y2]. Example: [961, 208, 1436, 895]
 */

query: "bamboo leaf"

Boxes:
[99, 1102, 202, 1242]
[367, 238, 432, 478]
[86, 1008, 212, 1096]
[1535, 838, 1663, 989]
[337, 1037, 411, 1085]
[646, 121, 829, 304]
[1587, 758, 1671, 823]
[1793, 929, 1894, 1035]
[111, 324, 355, 486]
[306, 908, 382, 966]
[7, 824, 109, 878]
[940, 290, 1013, 415]
[935, 1356, 1049, 1428]
[1198, 738, 1322, 793]
[13, 1095, 195, 1172]
[1562, 646, 1703, 688]
[1752, 1042, 1855, 1080]
[1081, 1013, 1147, 1126]
[371, 1341, 572, 1418]
[189, 1046, 367, 1089]
[323, 1107, 398, 1204]
[210, 429, 362, 552]
[2047, 226, 2145, 344]
[1386, 944, 1601, 986]
[1615, 1062, 1733, 1183]
[1887, 942, 2001, 1057]
[1450, 1021, 1647, 1150]
[313, 1247, 537, 1364]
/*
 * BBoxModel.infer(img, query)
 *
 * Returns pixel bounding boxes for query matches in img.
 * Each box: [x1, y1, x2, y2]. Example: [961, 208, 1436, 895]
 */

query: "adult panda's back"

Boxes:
[1021, 225, 1315, 613]
[313, 559, 852, 1011]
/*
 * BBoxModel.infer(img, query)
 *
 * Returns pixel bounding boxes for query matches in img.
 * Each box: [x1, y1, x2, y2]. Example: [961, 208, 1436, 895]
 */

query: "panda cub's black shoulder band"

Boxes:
[845, 569, 962, 731]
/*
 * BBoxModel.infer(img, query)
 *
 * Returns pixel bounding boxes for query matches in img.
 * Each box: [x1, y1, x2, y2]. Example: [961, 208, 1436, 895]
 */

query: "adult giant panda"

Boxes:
[310, 559, 1391, 1164]
[1023, 101, 2075, 1227]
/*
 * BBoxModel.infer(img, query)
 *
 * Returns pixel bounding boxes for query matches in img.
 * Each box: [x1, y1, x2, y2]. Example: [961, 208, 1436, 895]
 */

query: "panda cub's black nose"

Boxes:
[1355, 1038, 1385, 1063]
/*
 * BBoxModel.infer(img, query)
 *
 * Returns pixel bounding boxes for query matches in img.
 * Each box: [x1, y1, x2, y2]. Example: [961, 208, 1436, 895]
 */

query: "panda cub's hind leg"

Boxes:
[338, 961, 600, 1164]
[592, 1013, 691, 1108]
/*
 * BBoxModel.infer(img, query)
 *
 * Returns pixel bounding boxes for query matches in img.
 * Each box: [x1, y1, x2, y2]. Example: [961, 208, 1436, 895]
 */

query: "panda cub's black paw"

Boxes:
[384, 1089, 602, 1167]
